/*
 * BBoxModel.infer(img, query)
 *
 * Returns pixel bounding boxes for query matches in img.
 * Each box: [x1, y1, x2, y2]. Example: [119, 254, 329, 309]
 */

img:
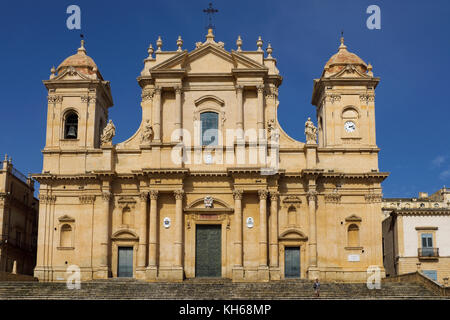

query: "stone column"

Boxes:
[100, 192, 111, 270]
[256, 84, 265, 140]
[147, 190, 158, 280]
[174, 86, 182, 142]
[236, 85, 244, 140]
[173, 189, 185, 280]
[269, 192, 280, 280]
[153, 86, 162, 142]
[232, 189, 244, 281]
[258, 189, 269, 281]
[307, 190, 319, 279]
[137, 192, 148, 273]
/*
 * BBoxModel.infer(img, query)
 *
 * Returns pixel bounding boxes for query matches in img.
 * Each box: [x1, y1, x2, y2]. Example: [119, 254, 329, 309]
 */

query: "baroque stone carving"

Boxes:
[233, 189, 243, 200]
[360, 93, 375, 104]
[101, 120, 115, 146]
[101, 192, 112, 202]
[139, 192, 148, 201]
[324, 192, 341, 203]
[282, 195, 301, 208]
[325, 93, 341, 103]
[174, 189, 185, 200]
[79, 195, 95, 204]
[149, 190, 159, 200]
[39, 194, 56, 204]
[140, 119, 153, 144]
[365, 193, 382, 203]
[141, 89, 154, 101]
[307, 191, 318, 203]
[305, 117, 317, 144]
[258, 189, 268, 200]
[117, 196, 136, 209]
[204, 196, 213, 208]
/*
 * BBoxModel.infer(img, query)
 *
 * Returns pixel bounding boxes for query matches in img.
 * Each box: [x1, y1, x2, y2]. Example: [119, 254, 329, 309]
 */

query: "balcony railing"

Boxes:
[418, 247, 439, 258]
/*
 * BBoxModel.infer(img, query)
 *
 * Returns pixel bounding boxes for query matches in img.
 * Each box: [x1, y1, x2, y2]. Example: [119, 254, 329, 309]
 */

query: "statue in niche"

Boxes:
[304, 117, 317, 144]
[101, 119, 115, 146]
[140, 119, 153, 144]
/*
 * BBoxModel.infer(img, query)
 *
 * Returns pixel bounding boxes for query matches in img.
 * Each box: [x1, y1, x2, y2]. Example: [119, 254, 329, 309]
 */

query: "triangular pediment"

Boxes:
[150, 43, 267, 74]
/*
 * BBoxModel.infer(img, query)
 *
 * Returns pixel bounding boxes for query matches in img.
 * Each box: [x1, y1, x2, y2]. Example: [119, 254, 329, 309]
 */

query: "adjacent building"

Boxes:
[0, 155, 39, 275]
[33, 30, 388, 282]
[382, 187, 450, 284]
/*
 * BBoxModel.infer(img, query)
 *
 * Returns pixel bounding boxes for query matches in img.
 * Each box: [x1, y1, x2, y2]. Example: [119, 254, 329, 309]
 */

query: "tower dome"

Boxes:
[57, 40, 101, 78]
[322, 37, 367, 77]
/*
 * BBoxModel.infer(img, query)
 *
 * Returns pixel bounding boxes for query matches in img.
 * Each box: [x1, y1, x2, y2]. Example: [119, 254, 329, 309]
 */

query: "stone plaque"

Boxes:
[348, 254, 360, 262]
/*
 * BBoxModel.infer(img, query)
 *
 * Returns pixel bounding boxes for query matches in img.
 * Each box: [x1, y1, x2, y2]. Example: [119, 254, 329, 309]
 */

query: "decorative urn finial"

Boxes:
[236, 35, 243, 52]
[50, 66, 56, 79]
[266, 43, 273, 58]
[256, 36, 263, 51]
[147, 43, 154, 58]
[177, 36, 183, 51]
[156, 36, 163, 52]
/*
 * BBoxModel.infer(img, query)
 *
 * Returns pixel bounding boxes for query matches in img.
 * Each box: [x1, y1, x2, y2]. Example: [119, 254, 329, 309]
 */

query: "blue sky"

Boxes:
[0, 0, 449, 197]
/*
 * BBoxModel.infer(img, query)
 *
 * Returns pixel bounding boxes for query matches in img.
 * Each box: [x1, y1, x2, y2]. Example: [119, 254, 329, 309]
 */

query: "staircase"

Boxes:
[0, 278, 447, 300]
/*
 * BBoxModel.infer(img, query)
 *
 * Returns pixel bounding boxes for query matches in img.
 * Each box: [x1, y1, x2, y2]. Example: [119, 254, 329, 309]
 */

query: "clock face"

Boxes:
[344, 121, 356, 133]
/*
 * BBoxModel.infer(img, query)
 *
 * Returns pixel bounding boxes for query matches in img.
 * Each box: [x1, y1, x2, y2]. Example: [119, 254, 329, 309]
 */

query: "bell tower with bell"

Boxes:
[43, 39, 113, 159]
[311, 36, 379, 149]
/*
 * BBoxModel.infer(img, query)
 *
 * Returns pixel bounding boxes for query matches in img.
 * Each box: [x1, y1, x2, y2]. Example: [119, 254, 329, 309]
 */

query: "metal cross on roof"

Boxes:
[203, 2, 218, 30]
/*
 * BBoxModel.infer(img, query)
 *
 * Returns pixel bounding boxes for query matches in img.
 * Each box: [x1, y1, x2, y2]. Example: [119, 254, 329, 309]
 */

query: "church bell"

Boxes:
[67, 125, 77, 138]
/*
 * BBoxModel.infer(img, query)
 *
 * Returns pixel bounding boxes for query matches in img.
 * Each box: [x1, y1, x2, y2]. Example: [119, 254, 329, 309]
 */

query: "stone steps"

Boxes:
[0, 279, 447, 300]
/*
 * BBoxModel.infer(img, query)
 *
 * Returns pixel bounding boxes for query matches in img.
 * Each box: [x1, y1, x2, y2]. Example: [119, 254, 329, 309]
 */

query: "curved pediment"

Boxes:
[194, 95, 225, 107]
[111, 229, 139, 241]
[345, 214, 362, 222]
[279, 229, 308, 241]
[184, 196, 233, 213]
[58, 214, 75, 223]
[186, 197, 231, 210]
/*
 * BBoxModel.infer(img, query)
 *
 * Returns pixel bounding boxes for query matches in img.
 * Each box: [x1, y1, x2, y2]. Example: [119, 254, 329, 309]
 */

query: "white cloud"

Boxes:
[432, 155, 447, 167]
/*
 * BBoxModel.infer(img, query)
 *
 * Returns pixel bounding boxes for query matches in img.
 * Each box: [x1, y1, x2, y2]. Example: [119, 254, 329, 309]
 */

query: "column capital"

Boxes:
[307, 191, 318, 203]
[258, 189, 269, 200]
[154, 86, 162, 95]
[149, 190, 159, 200]
[256, 84, 265, 93]
[233, 189, 243, 200]
[174, 189, 185, 200]
[270, 191, 280, 201]
[101, 191, 112, 202]
[235, 84, 244, 92]
[174, 85, 182, 94]
[139, 191, 148, 201]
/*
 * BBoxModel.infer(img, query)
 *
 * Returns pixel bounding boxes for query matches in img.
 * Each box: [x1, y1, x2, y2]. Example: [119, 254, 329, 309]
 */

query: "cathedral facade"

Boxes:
[33, 30, 388, 282]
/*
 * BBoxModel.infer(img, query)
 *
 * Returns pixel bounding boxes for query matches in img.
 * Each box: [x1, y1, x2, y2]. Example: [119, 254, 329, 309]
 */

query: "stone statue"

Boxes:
[267, 119, 280, 142]
[101, 119, 115, 146]
[305, 117, 317, 144]
[140, 119, 153, 144]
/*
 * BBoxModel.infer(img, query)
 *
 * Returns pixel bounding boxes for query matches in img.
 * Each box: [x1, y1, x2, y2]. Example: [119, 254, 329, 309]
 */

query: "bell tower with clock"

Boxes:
[311, 37, 379, 148]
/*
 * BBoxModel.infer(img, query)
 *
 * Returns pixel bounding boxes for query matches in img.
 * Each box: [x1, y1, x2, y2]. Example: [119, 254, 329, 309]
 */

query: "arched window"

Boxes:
[200, 112, 219, 146]
[64, 112, 78, 139]
[60, 224, 72, 247]
[347, 224, 360, 247]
